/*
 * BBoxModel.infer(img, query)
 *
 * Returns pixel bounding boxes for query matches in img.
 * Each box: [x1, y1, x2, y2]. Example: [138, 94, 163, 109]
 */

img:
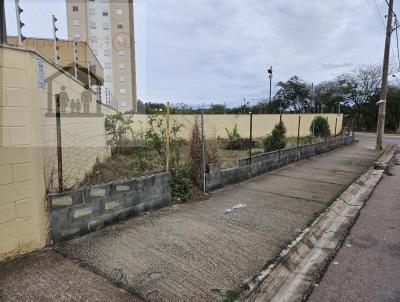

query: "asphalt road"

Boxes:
[308, 151, 400, 302]
[57, 142, 381, 302]
[355, 132, 400, 147]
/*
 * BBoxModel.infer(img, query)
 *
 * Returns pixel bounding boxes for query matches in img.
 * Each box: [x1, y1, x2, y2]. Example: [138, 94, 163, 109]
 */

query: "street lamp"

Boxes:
[268, 66, 273, 103]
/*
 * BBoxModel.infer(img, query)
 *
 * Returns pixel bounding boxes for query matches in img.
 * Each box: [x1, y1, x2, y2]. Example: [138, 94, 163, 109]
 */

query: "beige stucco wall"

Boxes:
[0, 45, 115, 262]
[130, 114, 343, 140]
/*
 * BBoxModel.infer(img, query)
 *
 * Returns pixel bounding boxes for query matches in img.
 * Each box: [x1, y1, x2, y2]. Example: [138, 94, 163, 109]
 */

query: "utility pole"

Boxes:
[376, 0, 394, 150]
[1, 0, 7, 43]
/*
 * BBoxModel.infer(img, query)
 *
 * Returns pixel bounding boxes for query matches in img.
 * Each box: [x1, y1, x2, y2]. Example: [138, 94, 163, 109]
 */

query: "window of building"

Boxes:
[89, 8, 96, 15]
[89, 36, 97, 43]
[104, 50, 111, 56]
[119, 76, 125, 82]
[72, 6, 79, 12]
[105, 63, 112, 69]
[120, 101, 127, 107]
[73, 33, 81, 40]
[119, 88, 126, 94]
[116, 36, 124, 43]
[89, 22, 96, 29]
[117, 23, 123, 30]
[117, 50, 124, 56]
[73, 19, 80, 26]
[118, 63, 125, 69]
[105, 75, 112, 82]
[102, 10, 108, 16]
[116, 8, 123, 15]
[102, 23, 109, 30]
[89, 0, 95, 2]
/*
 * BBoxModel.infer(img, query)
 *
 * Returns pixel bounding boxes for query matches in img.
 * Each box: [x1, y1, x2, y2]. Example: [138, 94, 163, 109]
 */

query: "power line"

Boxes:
[365, 0, 386, 29]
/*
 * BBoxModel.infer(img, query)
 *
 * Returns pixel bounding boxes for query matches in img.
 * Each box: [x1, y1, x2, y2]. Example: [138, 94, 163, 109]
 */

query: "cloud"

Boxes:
[135, 0, 385, 104]
[6, 0, 387, 105]
[320, 62, 355, 69]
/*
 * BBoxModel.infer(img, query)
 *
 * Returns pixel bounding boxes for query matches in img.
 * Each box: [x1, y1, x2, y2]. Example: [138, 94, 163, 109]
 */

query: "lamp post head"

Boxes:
[268, 67, 273, 79]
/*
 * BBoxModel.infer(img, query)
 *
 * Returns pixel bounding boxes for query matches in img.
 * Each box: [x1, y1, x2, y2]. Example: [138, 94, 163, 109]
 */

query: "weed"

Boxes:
[223, 290, 240, 302]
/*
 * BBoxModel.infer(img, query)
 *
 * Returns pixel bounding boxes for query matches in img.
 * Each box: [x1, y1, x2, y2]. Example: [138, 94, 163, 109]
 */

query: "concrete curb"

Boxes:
[238, 145, 398, 302]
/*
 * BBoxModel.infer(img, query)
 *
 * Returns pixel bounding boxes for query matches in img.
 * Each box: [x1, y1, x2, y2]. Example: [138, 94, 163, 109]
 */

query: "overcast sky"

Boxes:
[4, 0, 395, 107]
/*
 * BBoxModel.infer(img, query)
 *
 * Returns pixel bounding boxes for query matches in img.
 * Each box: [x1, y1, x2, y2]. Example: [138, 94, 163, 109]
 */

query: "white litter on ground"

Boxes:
[224, 203, 248, 214]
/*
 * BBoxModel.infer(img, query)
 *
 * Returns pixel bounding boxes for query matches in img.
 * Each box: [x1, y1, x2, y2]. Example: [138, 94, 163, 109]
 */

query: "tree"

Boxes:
[274, 76, 311, 112]
[311, 116, 331, 138]
[264, 121, 287, 152]
[314, 80, 344, 113]
[336, 64, 382, 130]
[208, 104, 227, 114]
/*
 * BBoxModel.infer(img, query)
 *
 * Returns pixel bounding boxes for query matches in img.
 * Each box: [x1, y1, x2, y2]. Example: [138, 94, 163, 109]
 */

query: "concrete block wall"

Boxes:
[0, 45, 117, 261]
[0, 46, 47, 261]
[47, 173, 171, 243]
[206, 135, 355, 191]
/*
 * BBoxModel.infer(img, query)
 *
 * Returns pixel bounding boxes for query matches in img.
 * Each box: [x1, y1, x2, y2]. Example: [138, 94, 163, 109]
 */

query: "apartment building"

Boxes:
[66, 0, 137, 111]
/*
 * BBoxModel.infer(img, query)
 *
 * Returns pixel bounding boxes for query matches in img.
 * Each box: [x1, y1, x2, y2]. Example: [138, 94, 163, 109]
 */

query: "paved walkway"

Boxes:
[55, 141, 380, 302]
[308, 150, 400, 302]
[0, 249, 141, 301]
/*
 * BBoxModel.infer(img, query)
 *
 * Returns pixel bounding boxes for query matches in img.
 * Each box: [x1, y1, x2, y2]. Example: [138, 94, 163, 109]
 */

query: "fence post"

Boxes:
[166, 102, 170, 172]
[311, 117, 315, 145]
[249, 112, 253, 163]
[325, 117, 328, 142]
[334, 118, 338, 138]
[201, 111, 206, 194]
[297, 115, 301, 146]
[55, 94, 64, 192]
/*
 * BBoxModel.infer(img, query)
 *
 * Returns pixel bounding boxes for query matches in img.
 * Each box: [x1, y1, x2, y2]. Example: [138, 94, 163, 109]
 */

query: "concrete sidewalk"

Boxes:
[54, 141, 380, 302]
[0, 249, 141, 301]
[308, 152, 400, 302]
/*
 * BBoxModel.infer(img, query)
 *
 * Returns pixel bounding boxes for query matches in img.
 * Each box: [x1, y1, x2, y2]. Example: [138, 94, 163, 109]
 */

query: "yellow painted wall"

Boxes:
[130, 113, 343, 139]
[0, 45, 115, 262]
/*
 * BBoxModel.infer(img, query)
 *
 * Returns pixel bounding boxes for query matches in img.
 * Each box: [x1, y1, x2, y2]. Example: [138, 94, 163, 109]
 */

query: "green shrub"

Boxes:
[171, 165, 193, 202]
[263, 121, 287, 152]
[311, 116, 331, 138]
[104, 112, 134, 155]
[131, 146, 161, 174]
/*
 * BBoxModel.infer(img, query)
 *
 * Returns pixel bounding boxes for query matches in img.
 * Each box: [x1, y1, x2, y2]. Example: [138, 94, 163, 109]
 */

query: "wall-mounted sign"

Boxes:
[36, 58, 46, 90]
